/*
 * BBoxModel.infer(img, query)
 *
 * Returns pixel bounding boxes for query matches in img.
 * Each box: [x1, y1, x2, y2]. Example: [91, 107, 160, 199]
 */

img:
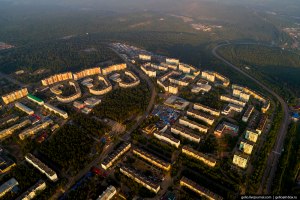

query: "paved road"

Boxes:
[212, 43, 290, 194]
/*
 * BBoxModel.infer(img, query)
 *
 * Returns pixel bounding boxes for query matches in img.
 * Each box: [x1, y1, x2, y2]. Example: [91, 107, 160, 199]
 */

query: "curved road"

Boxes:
[212, 43, 290, 194]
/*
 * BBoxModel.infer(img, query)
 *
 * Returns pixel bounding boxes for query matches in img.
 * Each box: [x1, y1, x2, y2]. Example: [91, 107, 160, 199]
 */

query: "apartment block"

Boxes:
[2, 88, 28, 105]
[0, 120, 31, 140]
[221, 104, 244, 116]
[180, 177, 223, 200]
[179, 117, 209, 133]
[171, 124, 201, 143]
[242, 106, 254, 122]
[133, 148, 171, 171]
[239, 139, 254, 155]
[120, 166, 160, 194]
[96, 185, 117, 200]
[19, 119, 53, 140]
[119, 71, 140, 88]
[245, 129, 259, 143]
[214, 122, 239, 137]
[232, 152, 249, 169]
[186, 109, 215, 125]
[43, 103, 68, 119]
[73, 67, 101, 80]
[0, 178, 19, 198]
[193, 103, 220, 117]
[16, 180, 46, 200]
[139, 54, 151, 61]
[15, 102, 34, 115]
[41, 72, 73, 86]
[220, 95, 246, 107]
[27, 94, 44, 106]
[256, 115, 268, 135]
[101, 142, 131, 170]
[25, 153, 58, 182]
[182, 146, 217, 167]
[153, 131, 180, 148]
[89, 76, 113, 95]
[56, 81, 82, 103]
[101, 64, 127, 75]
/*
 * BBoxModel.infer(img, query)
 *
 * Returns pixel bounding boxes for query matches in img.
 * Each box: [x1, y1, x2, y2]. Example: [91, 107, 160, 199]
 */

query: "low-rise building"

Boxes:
[239, 139, 254, 155]
[0, 120, 31, 140]
[221, 104, 244, 116]
[84, 98, 101, 107]
[232, 151, 249, 169]
[15, 102, 34, 115]
[193, 103, 220, 116]
[220, 95, 246, 107]
[96, 185, 117, 200]
[133, 148, 171, 171]
[16, 180, 46, 200]
[182, 146, 217, 167]
[186, 109, 215, 125]
[0, 178, 19, 198]
[179, 117, 209, 133]
[2, 88, 28, 105]
[73, 101, 85, 109]
[25, 153, 58, 181]
[245, 129, 259, 143]
[101, 142, 131, 170]
[153, 131, 180, 148]
[180, 177, 223, 200]
[171, 124, 201, 143]
[256, 115, 268, 135]
[27, 94, 44, 106]
[242, 106, 254, 122]
[120, 166, 160, 194]
[43, 103, 68, 119]
[19, 119, 53, 140]
[214, 122, 239, 137]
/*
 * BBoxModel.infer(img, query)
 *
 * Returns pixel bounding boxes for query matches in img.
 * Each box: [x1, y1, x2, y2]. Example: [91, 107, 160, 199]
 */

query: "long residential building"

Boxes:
[15, 102, 34, 115]
[0, 178, 19, 198]
[214, 122, 239, 137]
[120, 166, 160, 194]
[0, 120, 31, 140]
[133, 148, 171, 171]
[220, 95, 246, 107]
[16, 180, 46, 200]
[73, 67, 101, 80]
[27, 94, 44, 106]
[101, 64, 127, 75]
[41, 72, 73, 86]
[193, 103, 220, 117]
[139, 54, 151, 61]
[119, 71, 140, 88]
[96, 185, 117, 200]
[232, 151, 249, 169]
[153, 131, 180, 148]
[157, 80, 178, 95]
[25, 153, 58, 182]
[186, 109, 216, 125]
[43, 103, 68, 119]
[182, 146, 217, 167]
[242, 106, 254, 122]
[256, 115, 268, 135]
[233, 89, 251, 102]
[171, 124, 201, 143]
[19, 119, 53, 140]
[2, 88, 28, 105]
[89, 76, 112, 95]
[221, 104, 244, 116]
[180, 177, 223, 200]
[56, 81, 82, 103]
[141, 64, 157, 77]
[101, 142, 131, 170]
[179, 117, 209, 133]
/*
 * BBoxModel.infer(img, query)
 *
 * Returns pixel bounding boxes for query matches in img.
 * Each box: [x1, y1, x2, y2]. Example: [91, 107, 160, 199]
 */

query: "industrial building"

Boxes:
[27, 94, 44, 105]
[2, 88, 28, 105]
[133, 148, 171, 171]
[193, 103, 220, 117]
[96, 185, 117, 200]
[221, 104, 244, 116]
[19, 119, 53, 140]
[0, 178, 19, 198]
[153, 131, 180, 148]
[232, 152, 249, 169]
[186, 109, 216, 125]
[182, 146, 217, 167]
[120, 166, 160, 194]
[43, 103, 68, 119]
[119, 71, 140, 88]
[256, 115, 268, 135]
[180, 177, 223, 200]
[16, 180, 46, 200]
[101, 142, 131, 170]
[41, 72, 73, 86]
[171, 124, 201, 143]
[239, 139, 254, 155]
[242, 106, 254, 122]
[25, 153, 58, 182]
[89, 76, 112, 95]
[0, 120, 31, 140]
[73, 67, 101, 80]
[245, 129, 259, 143]
[15, 102, 34, 115]
[179, 117, 209, 133]
[101, 63, 127, 75]
[220, 95, 246, 107]
[214, 122, 239, 137]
